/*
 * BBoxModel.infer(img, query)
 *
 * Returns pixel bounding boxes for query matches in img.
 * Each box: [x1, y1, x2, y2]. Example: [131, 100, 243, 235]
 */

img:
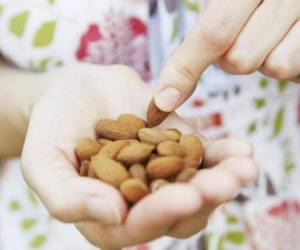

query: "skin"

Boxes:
[2, 63, 257, 249]
[154, 0, 300, 112]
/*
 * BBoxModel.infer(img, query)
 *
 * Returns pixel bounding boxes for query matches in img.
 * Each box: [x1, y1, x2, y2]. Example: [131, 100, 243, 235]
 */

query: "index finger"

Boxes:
[154, 0, 262, 112]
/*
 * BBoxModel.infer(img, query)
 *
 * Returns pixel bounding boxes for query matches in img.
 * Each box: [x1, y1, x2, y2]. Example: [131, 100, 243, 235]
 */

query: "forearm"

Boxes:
[0, 60, 46, 158]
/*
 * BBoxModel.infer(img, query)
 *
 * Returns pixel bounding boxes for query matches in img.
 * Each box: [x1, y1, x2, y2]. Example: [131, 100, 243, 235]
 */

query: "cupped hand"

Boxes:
[155, 0, 300, 112]
[21, 64, 259, 250]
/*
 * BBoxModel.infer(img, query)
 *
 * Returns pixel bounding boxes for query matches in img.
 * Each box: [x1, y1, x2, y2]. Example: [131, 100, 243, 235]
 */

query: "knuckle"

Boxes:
[168, 61, 198, 87]
[223, 51, 257, 74]
[265, 60, 293, 80]
[199, 16, 235, 50]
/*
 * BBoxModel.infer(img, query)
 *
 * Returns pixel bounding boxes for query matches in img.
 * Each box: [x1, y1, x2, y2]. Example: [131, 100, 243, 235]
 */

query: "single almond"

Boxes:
[79, 160, 90, 177]
[150, 179, 169, 192]
[98, 140, 130, 158]
[98, 138, 112, 146]
[117, 143, 155, 165]
[120, 178, 149, 203]
[75, 138, 101, 162]
[157, 141, 183, 157]
[147, 156, 184, 179]
[118, 114, 147, 129]
[138, 128, 178, 145]
[129, 164, 148, 183]
[163, 130, 181, 141]
[175, 168, 197, 182]
[96, 119, 139, 140]
[90, 155, 130, 188]
[180, 135, 204, 169]
[147, 98, 170, 127]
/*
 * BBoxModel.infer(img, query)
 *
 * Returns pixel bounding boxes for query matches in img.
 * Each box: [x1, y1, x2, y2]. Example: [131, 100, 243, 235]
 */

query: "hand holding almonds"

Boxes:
[75, 114, 204, 204]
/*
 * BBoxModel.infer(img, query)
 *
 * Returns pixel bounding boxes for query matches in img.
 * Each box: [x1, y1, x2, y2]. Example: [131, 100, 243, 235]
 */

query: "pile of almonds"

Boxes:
[75, 114, 204, 204]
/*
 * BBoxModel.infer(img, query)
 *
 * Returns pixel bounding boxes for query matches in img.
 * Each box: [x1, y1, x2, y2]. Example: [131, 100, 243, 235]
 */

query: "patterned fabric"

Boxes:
[0, 0, 300, 249]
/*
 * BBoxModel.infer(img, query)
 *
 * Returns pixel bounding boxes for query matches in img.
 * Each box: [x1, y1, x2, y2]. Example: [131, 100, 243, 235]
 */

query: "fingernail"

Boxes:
[87, 197, 121, 225]
[155, 87, 181, 112]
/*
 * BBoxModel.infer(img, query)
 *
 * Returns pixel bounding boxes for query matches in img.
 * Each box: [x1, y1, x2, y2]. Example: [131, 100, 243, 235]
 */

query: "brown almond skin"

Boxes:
[150, 179, 169, 192]
[129, 164, 148, 183]
[120, 178, 149, 203]
[138, 128, 179, 145]
[98, 140, 130, 158]
[79, 160, 90, 177]
[175, 168, 197, 182]
[147, 98, 170, 127]
[157, 141, 183, 157]
[90, 155, 130, 188]
[98, 138, 112, 146]
[117, 143, 155, 165]
[75, 138, 102, 162]
[147, 156, 184, 179]
[118, 114, 147, 129]
[180, 135, 204, 169]
[96, 119, 139, 140]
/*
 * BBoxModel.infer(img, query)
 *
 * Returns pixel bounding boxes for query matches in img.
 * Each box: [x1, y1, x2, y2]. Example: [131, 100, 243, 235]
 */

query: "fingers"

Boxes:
[260, 21, 300, 80]
[218, 0, 299, 74]
[204, 137, 253, 167]
[190, 156, 259, 204]
[154, 0, 261, 112]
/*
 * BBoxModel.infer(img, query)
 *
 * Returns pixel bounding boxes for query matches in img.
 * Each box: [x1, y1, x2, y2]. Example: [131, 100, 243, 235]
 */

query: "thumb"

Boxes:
[154, 0, 260, 112]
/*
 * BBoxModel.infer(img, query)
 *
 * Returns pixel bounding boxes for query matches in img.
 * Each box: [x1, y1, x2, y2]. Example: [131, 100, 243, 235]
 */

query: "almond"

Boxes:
[150, 179, 169, 192]
[88, 166, 97, 179]
[98, 138, 112, 146]
[96, 119, 138, 140]
[147, 98, 170, 127]
[117, 143, 155, 165]
[129, 164, 148, 183]
[180, 135, 204, 169]
[79, 160, 90, 177]
[98, 140, 130, 158]
[90, 155, 130, 188]
[147, 156, 184, 179]
[75, 138, 101, 162]
[157, 141, 183, 157]
[167, 128, 182, 138]
[120, 178, 149, 203]
[138, 128, 179, 145]
[118, 114, 147, 129]
[175, 168, 197, 182]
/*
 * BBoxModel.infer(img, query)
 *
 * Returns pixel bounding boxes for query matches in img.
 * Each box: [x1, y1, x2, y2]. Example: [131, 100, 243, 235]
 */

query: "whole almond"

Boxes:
[98, 140, 130, 158]
[147, 156, 184, 179]
[96, 119, 138, 140]
[180, 135, 204, 169]
[75, 138, 101, 162]
[147, 98, 170, 127]
[117, 143, 155, 165]
[98, 138, 112, 146]
[120, 178, 149, 203]
[138, 128, 179, 145]
[167, 128, 182, 138]
[79, 160, 90, 177]
[129, 164, 148, 183]
[175, 168, 197, 182]
[150, 179, 169, 192]
[118, 114, 147, 129]
[157, 141, 183, 157]
[90, 155, 130, 188]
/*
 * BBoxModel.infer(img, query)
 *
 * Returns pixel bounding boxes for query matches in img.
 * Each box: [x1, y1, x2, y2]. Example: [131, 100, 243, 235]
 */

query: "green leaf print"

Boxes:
[260, 78, 269, 89]
[248, 121, 257, 134]
[255, 98, 266, 109]
[21, 218, 37, 231]
[27, 189, 38, 205]
[217, 235, 225, 250]
[226, 214, 239, 224]
[183, 0, 200, 13]
[33, 21, 56, 47]
[170, 17, 179, 42]
[285, 162, 295, 174]
[0, 4, 4, 16]
[39, 58, 50, 71]
[205, 233, 213, 248]
[9, 11, 29, 37]
[278, 80, 287, 93]
[9, 200, 21, 211]
[225, 231, 245, 244]
[272, 106, 285, 137]
[47, 0, 56, 4]
[30, 235, 46, 249]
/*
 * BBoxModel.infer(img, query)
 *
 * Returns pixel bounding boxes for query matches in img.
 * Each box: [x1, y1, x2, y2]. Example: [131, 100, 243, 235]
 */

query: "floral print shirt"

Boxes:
[0, 0, 300, 250]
